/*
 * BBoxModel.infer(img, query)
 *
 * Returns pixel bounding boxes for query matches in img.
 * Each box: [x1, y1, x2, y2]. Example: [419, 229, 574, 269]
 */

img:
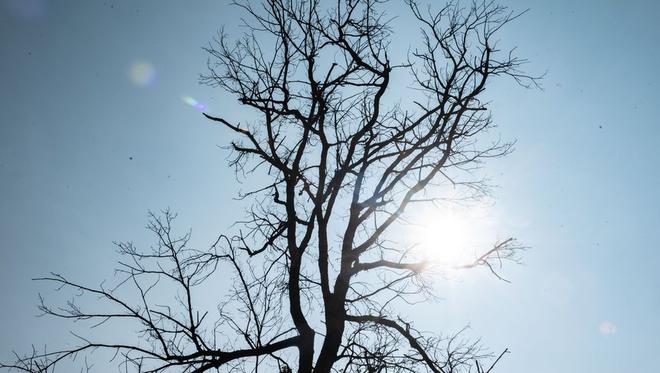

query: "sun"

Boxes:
[409, 204, 496, 267]
[413, 209, 471, 266]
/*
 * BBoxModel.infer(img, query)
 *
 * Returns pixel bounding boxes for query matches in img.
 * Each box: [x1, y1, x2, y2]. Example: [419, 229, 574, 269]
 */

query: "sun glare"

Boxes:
[409, 204, 497, 268]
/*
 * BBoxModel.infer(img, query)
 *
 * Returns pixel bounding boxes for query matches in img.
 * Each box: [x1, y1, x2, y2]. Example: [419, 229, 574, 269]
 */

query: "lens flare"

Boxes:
[181, 96, 206, 111]
[599, 321, 617, 335]
[129, 61, 156, 87]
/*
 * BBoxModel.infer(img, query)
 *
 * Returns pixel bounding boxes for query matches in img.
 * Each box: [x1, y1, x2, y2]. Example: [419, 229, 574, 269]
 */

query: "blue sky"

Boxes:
[1, 0, 659, 372]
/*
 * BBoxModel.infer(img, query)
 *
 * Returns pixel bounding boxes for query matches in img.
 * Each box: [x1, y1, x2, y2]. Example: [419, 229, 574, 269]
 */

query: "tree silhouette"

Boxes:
[2, 1, 538, 372]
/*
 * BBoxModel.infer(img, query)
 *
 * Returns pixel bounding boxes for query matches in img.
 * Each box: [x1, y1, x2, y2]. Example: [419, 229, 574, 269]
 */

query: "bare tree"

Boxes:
[2, 1, 538, 372]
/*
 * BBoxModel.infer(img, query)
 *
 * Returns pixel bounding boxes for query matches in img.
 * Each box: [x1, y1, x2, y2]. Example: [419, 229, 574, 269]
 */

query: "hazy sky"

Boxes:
[1, 0, 659, 372]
